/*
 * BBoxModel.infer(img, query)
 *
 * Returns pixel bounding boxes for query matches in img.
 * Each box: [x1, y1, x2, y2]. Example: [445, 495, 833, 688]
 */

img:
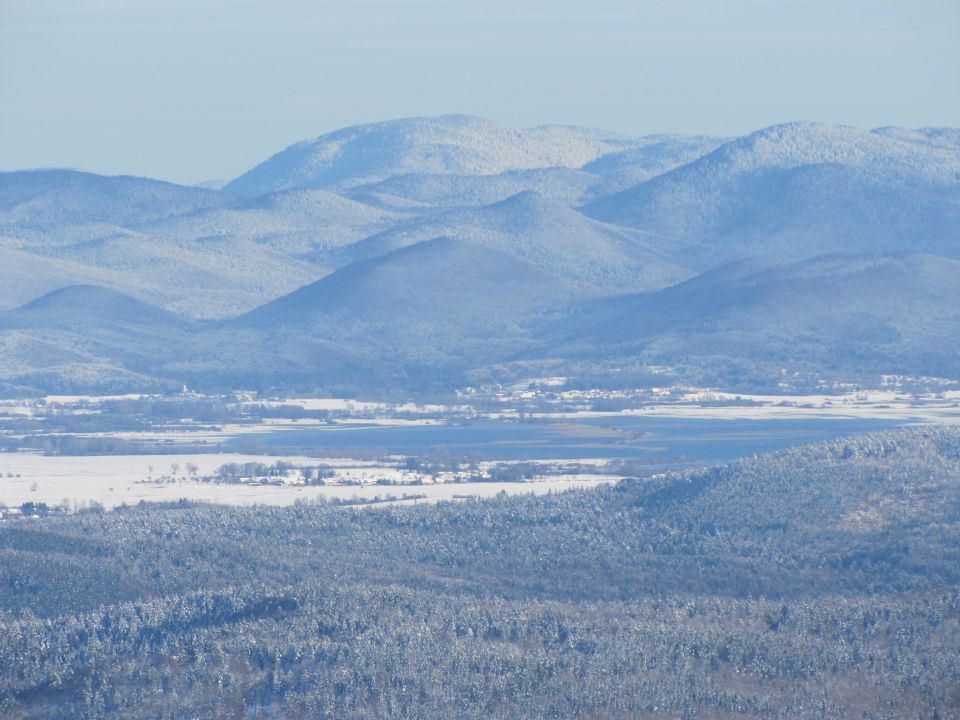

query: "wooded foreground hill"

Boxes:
[1, 426, 958, 718]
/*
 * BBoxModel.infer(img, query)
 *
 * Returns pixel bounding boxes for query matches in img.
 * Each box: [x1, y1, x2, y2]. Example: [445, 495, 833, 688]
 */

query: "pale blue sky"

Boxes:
[1, 0, 958, 184]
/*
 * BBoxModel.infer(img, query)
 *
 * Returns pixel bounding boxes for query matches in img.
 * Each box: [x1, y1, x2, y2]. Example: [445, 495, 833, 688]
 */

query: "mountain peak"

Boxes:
[16, 285, 182, 326]
[705, 120, 960, 180]
[223, 116, 643, 198]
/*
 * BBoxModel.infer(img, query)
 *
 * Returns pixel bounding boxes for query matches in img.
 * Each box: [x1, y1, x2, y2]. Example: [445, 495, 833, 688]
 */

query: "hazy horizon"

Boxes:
[5, 113, 960, 187]
[2, 0, 958, 184]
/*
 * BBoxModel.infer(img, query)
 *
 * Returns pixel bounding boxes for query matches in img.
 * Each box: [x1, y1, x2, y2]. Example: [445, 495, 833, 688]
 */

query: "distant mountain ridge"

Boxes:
[223, 114, 648, 198]
[228, 236, 573, 387]
[330, 190, 693, 294]
[0, 250, 957, 395]
[0, 115, 957, 395]
[533, 252, 960, 388]
[0, 169, 223, 228]
[583, 122, 960, 267]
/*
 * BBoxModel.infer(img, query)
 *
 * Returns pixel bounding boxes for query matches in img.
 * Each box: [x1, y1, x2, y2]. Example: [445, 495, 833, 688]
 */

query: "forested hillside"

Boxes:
[2, 427, 957, 718]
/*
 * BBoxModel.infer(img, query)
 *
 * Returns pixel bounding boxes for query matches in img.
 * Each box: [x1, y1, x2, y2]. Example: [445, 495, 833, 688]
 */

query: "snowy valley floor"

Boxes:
[1, 387, 958, 512]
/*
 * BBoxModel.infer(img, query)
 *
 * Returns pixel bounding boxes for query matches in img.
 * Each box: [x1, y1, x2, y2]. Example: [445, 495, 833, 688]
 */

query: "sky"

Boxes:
[1, 0, 958, 185]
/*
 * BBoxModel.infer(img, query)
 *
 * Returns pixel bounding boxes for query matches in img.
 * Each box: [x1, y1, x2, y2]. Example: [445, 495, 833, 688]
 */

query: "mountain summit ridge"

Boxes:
[223, 114, 649, 198]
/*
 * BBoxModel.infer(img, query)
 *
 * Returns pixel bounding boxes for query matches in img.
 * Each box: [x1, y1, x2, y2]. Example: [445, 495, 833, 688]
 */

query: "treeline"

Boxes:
[0, 426, 958, 718]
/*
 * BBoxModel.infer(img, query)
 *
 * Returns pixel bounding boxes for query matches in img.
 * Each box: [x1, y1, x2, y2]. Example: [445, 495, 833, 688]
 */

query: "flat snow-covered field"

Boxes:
[0, 452, 615, 510]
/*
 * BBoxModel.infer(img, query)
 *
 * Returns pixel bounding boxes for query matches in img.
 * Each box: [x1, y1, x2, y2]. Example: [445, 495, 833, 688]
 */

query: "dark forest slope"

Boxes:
[1, 426, 957, 718]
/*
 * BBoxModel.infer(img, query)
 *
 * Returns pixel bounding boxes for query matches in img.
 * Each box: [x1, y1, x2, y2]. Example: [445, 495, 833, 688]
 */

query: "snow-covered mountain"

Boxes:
[0, 245, 124, 309]
[583, 122, 960, 267]
[344, 167, 600, 210]
[232, 236, 572, 382]
[0, 169, 224, 228]
[537, 253, 960, 387]
[137, 237, 580, 393]
[26, 229, 318, 319]
[0, 116, 957, 394]
[341, 135, 730, 210]
[139, 188, 405, 257]
[6, 285, 189, 329]
[581, 134, 730, 194]
[328, 190, 692, 294]
[2, 250, 958, 395]
[223, 115, 647, 198]
[0, 286, 195, 393]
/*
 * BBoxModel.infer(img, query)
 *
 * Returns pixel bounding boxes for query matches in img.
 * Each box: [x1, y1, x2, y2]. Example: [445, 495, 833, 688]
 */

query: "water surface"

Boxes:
[230, 415, 908, 466]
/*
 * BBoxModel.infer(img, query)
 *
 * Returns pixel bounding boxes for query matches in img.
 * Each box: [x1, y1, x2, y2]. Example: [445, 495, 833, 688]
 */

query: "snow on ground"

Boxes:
[43, 394, 146, 404]
[2, 389, 956, 513]
[347, 477, 616, 509]
[59, 417, 446, 446]
[248, 398, 469, 415]
[323, 417, 444, 427]
[515, 395, 960, 422]
[0, 452, 619, 510]
[615, 404, 960, 422]
[674, 389, 960, 406]
[247, 397, 386, 412]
